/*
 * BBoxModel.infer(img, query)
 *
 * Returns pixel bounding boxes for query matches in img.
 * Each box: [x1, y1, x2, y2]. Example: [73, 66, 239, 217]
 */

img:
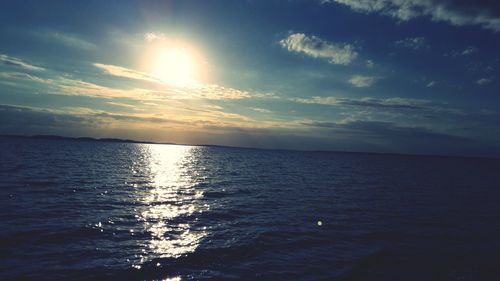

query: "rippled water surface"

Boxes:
[1, 137, 500, 280]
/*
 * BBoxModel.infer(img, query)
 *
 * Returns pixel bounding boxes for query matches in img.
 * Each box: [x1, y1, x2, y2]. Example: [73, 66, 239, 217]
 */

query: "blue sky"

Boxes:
[1, 0, 500, 157]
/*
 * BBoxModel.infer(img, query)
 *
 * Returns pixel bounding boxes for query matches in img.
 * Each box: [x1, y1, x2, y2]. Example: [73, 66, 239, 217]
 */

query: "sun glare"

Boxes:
[153, 48, 195, 86]
[144, 41, 205, 88]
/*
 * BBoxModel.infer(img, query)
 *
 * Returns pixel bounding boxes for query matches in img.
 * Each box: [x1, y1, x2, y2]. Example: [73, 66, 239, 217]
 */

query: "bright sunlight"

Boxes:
[144, 40, 205, 88]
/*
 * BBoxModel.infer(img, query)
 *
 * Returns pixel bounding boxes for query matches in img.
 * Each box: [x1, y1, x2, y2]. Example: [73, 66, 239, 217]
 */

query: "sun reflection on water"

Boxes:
[136, 144, 208, 260]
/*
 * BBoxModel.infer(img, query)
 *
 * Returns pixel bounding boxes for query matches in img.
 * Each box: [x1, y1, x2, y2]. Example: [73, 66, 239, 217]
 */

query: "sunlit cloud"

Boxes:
[94, 63, 160, 83]
[0, 54, 45, 71]
[193, 84, 249, 100]
[0, 103, 259, 136]
[93, 62, 249, 100]
[144, 32, 167, 42]
[279, 33, 358, 65]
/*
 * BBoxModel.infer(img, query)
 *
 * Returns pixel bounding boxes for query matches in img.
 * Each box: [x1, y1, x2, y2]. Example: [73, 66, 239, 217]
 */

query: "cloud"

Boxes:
[0, 71, 48, 84]
[395, 37, 429, 50]
[426, 81, 436, 87]
[45, 31, 96, 50]
[192, 85, 250, 100]
[0, 104, 99, 135]
[279, 33, 358, 65]
[93, 62, 249, 100]
[477, 77, 493, 85]
[144, 32, 170, 42]
[250, 107, 272, 113]
[94, 63, 159, 83]
[365, 59, 374, 68]
[31, 29, 96, 50]
[304, 119, 468, 142]
[461, 46, 478, 55]
[348, 75, 379, 87]
[292, 96, 428, 109]
[323, 0, 500, 31]
[0, 54, 45, 71]
[447, 46, 479, 57]
[293, 96, 472, 118]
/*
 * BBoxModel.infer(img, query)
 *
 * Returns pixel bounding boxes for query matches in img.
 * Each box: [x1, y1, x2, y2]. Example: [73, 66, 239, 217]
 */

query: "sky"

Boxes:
[1, 0, 500, 157]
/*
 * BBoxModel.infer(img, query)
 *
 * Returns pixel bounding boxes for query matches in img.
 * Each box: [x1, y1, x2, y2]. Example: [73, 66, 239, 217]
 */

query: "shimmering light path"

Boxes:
[138, 145, 208, 261]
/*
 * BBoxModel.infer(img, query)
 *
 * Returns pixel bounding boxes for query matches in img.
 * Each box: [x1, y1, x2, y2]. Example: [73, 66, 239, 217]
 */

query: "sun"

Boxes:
[144, 41, 205, 88]
[153, 47, 196, 87]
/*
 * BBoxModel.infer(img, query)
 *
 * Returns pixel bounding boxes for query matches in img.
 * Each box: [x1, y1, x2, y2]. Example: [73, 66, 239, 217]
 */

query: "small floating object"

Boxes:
[317, 220, 323, 226]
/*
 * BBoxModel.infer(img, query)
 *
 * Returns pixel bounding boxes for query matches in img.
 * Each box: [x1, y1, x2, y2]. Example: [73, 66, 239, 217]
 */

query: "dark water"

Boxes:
[1, 137, 500, 281]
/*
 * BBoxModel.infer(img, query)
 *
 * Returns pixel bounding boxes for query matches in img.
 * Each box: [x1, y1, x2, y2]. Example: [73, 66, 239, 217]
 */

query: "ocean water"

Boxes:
[1, 137, 500, 281]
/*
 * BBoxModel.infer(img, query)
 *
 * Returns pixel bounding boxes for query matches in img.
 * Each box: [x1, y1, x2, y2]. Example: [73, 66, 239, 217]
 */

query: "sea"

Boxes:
[1, 136, 500, 281]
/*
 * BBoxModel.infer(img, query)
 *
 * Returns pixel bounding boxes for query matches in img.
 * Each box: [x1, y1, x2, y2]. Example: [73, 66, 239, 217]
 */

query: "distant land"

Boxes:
[0, 134, 159, 144]
[1, 134, 499, 161]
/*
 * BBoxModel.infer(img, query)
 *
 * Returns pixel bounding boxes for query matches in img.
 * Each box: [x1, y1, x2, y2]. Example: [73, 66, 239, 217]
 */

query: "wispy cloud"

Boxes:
[279, 33, 358, 65]
[48, 31, 96, 50]
[29, 28, 97, 51]
[365, 60, 374, 68]
[292, 95, 470, 116]
[250, 107, 272, 113]
[0, 71, 48, 83]
[395, 37, 429, 50]
[461, 46, 478, 55]
[33, 30, 96, 50]
[322, 0, 500, 31]
[292, 96, 428, 109]
[0, 54, 45, 71]
[447, 46, 478, 57]
[477, 77, 493, 85]
[348, 75, 379, 88]
[94, 63, 159, 83]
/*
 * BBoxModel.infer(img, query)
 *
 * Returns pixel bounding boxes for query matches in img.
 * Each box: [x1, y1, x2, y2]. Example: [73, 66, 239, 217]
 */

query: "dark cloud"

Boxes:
[305, 119, 462, 139]
[0, 105, 99, 136]
[337, 97, 424, 110]
[304, 119, 498, 157]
